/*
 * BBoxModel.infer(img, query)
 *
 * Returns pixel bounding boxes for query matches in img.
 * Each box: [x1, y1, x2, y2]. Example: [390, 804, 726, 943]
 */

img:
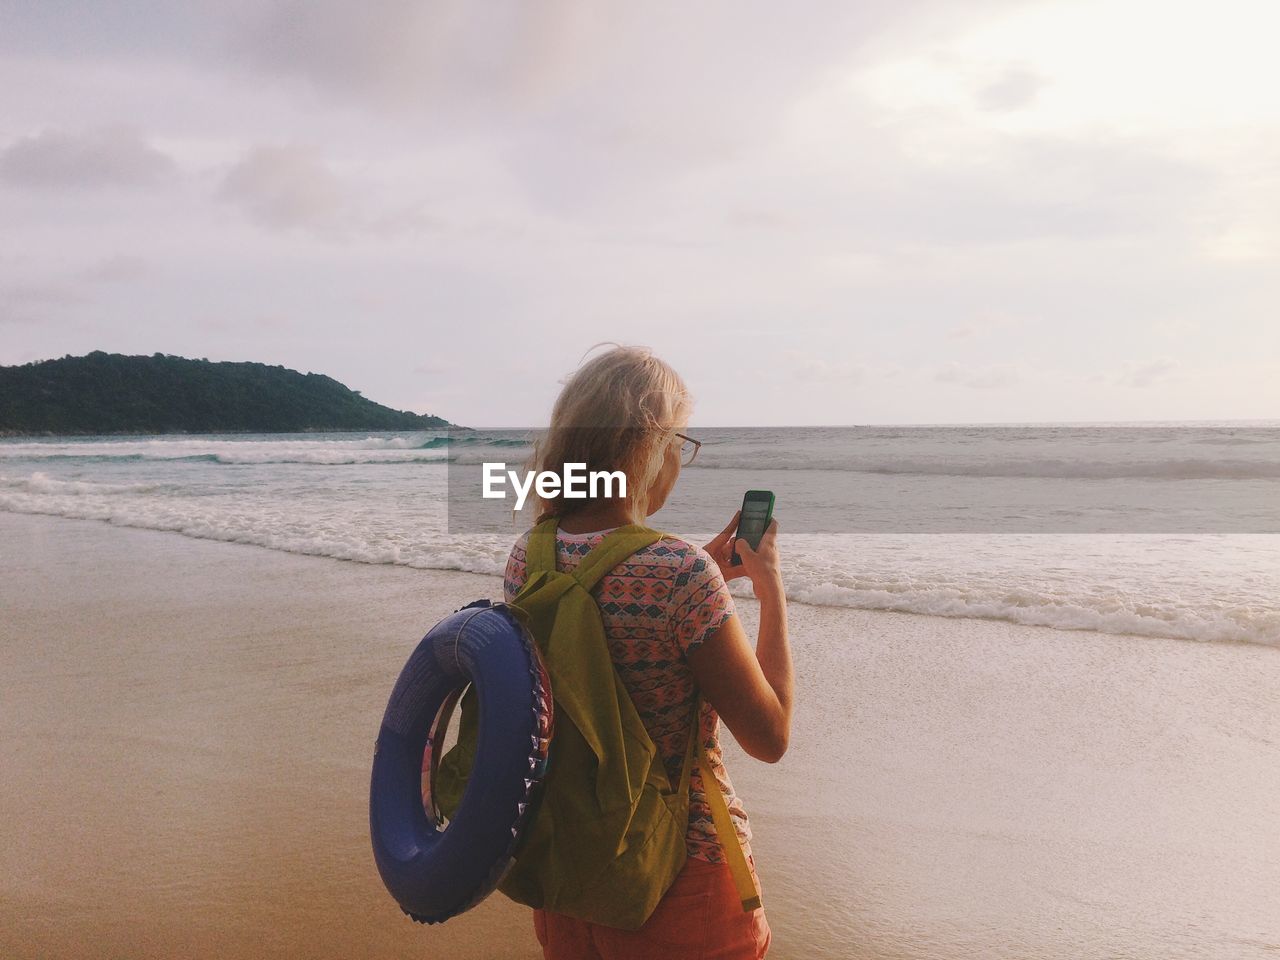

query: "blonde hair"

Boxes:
[528, 344, 692, 524]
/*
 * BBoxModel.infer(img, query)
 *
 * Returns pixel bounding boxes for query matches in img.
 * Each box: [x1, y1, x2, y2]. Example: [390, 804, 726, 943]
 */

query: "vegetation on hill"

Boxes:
[0, 351, 453, 436]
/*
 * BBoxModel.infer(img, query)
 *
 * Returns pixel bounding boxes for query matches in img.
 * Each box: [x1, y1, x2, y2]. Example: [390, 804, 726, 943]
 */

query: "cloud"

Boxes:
[948, 312, 1027, 340]
[218, 144, 347, 230]
[82, 255, 148, 283]
[231, 0, 1023, 212]
[216, 144, 437, 235]
[935, 361, 1019, 388]
[784, 350, 866, 383]
[0, 279, 84, 326]
[974, 64, 1046, 112]
[835, 133, 1211, 247]
[726, 209, 793, 231]
[0, 256, 147, 327]
[0, 126, 175, 188]
[2, 281, 84, 307]
[1119, 357, 1178, 388]
[197, 313, 299, 334]
[234, 0, 535, 107]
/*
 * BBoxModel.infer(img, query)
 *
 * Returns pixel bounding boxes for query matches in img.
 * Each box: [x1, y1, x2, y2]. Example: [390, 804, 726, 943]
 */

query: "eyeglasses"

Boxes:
[674, 432, 701, 466]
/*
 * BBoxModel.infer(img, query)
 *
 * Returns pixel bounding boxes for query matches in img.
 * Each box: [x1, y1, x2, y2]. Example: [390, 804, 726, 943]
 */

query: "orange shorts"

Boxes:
[532, 855, 771, 959]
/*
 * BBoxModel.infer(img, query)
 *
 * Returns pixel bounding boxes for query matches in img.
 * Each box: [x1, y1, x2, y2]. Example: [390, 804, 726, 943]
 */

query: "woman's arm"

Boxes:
[688, 519, 792, 763]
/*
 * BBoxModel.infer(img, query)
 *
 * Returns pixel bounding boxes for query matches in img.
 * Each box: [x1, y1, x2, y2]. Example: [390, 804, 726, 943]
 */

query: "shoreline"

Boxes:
[3, 511, 1278, 959]
[0, 425, 462, 439]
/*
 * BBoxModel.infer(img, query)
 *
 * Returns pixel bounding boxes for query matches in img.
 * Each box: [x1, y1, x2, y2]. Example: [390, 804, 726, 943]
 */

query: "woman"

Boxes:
[503, 344, 792, 959]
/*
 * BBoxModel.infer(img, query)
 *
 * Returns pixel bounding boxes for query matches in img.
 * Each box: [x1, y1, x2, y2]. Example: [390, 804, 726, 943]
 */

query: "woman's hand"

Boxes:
[704, 511, 747, 580]
[733, 517, 782, 595]
[704, 513, 782, 591]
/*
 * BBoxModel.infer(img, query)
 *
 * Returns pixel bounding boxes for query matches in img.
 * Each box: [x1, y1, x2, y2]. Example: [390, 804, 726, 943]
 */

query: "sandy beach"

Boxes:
[3, 512, 1278, 959]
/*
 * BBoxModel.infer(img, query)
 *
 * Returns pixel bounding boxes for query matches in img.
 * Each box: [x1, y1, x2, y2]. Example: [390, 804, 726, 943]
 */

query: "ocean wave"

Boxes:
[779, 578, 1279, 647]
[0, 433, 539, 465]
[0, 491, 509, 577]
[6, 433, 1277, 480]
[0, 437, 454, 466]
[420, 435, 531, 448]
[0, 472, 164, 496]
[449, 448, 533, 465]
[690, 455, 1280, 480]
[4, 485, 1277, 649]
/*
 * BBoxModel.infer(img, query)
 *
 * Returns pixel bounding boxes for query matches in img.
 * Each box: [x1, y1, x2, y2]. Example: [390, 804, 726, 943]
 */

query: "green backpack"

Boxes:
[435, 518, 760, 930]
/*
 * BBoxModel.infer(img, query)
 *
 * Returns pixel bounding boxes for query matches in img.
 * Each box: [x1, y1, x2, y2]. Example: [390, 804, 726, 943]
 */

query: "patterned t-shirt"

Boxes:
[503, 524, 753, 863]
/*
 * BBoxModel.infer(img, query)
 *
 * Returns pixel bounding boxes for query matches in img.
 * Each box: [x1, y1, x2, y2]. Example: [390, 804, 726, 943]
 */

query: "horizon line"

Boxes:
[456, 417, 1280, 430]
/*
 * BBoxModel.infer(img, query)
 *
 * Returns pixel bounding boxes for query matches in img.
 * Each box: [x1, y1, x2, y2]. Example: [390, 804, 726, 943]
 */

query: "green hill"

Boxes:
[0, 352, 454, 436]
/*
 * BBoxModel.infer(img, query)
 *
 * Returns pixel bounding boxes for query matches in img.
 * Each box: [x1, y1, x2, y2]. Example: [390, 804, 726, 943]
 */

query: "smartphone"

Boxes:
[731, 490, 775, 565]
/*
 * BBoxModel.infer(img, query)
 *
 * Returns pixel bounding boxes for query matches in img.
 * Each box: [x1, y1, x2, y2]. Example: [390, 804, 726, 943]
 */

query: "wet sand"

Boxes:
[2, 512, 1278, 959]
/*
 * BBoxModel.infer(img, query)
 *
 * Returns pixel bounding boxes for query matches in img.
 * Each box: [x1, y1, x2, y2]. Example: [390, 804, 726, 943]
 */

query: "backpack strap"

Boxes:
[525, 519, 663, 588]
[525, 516, 560, 576]
[696, 718, 763, 912]
[675, 693, 762, 913]
[571, 524, 664, 592]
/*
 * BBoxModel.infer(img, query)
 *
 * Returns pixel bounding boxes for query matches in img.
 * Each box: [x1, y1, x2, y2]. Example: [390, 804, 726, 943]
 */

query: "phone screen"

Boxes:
[732, 490, 774, 563]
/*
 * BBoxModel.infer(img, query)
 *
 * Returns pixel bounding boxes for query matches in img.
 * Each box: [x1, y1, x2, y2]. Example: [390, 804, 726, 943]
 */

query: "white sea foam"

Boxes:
[0, 472, 162, 495]
[0, 479, 510, 577]
[0, 436, 454, 465]
[777, 577, 1279, 647]
[0, 434, 538, 466]
[3, 471, 1277, 649]
[689, 454, 1280, 479]
[4, 426, 1277, 650]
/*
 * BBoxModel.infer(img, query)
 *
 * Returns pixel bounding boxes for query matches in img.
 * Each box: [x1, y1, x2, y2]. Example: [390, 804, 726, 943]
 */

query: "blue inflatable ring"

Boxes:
[370, 600, 552, 924]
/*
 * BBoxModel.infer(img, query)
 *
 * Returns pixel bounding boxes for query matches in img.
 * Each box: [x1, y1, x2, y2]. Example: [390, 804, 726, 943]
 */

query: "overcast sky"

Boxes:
[1, 1, 1276, 426]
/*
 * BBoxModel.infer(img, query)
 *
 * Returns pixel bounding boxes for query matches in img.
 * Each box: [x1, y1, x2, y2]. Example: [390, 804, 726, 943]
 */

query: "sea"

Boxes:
[2, 423, 1278, 648]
